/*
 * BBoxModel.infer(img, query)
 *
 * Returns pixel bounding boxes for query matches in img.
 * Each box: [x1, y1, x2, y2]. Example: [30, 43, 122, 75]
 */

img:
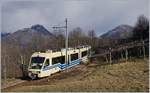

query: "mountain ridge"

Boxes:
[1, 24, 55, 47]
[100, 24, 133, 39]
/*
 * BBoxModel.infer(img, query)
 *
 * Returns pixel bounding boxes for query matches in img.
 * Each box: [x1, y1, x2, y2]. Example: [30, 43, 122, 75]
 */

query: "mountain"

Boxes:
[2, 24, 55, 46]
[31, 24, 53, 35]
[100, 25, 133, 39]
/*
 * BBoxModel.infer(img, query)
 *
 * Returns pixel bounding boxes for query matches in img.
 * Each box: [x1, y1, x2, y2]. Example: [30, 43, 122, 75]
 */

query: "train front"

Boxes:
[28, 55, 45, 79]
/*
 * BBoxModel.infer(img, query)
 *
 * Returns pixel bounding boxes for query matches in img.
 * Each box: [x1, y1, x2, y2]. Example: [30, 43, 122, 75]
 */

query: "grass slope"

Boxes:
[4, 58, 149, 92]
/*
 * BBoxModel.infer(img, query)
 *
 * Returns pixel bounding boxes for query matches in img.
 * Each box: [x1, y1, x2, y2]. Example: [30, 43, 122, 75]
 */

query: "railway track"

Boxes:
[1, 80, 26, 89]
[2, 64, 88, 91]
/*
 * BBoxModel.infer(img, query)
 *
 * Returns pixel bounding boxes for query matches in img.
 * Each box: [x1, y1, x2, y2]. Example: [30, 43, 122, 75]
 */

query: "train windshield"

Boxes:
[30, 57, 45, 69]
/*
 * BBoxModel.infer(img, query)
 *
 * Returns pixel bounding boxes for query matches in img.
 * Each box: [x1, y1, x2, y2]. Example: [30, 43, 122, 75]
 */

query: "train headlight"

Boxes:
[37, 71, 40, 73]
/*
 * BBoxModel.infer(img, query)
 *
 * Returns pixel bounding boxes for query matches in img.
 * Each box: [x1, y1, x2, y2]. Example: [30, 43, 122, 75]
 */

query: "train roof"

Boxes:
[31, 45, 91, 57]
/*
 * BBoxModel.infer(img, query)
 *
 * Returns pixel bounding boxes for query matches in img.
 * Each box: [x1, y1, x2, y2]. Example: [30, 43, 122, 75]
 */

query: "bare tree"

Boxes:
[88, 30, 96, 47]
[69, 27, 86, 47]
[133, 15, 149, 40]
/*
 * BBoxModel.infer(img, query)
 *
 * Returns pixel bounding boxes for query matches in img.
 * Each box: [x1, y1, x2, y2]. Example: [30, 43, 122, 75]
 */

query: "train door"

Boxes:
[41, 58, 51, 77]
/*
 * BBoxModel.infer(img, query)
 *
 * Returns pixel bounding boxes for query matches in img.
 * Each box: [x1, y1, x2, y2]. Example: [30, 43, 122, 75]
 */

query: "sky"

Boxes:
[0, 0, 149, 36]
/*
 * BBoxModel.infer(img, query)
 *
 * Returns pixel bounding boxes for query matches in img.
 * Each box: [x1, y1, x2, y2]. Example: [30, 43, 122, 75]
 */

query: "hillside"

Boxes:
[3, 58, 148, 92]
[100, 25, 133, 39]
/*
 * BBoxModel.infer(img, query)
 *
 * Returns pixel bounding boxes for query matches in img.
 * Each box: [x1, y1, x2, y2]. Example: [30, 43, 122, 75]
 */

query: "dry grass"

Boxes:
[3, 58, 149, 92]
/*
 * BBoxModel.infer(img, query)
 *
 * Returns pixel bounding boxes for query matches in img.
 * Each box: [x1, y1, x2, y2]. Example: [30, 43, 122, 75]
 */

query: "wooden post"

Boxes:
[142, 41, 145, 60]
[139, 47, 142, 57]
[90, 57, 92, 63]
[109, 48, 112, 64]
[4, 54, 7, 86]
[125, 47, 128, 62]
[105, 54, 108, 63]
[121, 48, 124, 60]
[21, 55, 25, 77]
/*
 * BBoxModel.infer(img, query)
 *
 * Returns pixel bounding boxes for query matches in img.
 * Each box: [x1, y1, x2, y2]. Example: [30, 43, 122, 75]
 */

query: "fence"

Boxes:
[89, 39, 149, 64]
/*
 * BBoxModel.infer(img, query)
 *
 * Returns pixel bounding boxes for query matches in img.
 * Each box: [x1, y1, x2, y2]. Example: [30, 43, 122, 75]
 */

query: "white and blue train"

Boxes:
[28, 46, 91, 79]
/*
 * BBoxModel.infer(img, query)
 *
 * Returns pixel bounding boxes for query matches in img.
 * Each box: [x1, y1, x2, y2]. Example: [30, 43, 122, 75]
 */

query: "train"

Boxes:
[28, 45, 91, 79]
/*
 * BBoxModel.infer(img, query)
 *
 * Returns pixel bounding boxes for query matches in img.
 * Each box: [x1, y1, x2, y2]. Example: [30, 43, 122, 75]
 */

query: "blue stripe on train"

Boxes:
[60, 59, 80, 70]
[42, 59, 80, 71]
[42, 63, 61, 71]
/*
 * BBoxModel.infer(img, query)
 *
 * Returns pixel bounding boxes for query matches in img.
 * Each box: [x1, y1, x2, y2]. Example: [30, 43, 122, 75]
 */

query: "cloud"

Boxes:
[1, 0, 149, 36]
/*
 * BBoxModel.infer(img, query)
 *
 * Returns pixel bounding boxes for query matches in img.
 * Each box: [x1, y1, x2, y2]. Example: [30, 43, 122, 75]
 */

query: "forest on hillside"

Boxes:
[1, 15, 149, 78]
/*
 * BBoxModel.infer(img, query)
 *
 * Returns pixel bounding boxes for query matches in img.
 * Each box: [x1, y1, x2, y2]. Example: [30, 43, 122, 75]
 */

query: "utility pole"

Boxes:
[65, 19, 68, 67]
[52, 18, 68, 68]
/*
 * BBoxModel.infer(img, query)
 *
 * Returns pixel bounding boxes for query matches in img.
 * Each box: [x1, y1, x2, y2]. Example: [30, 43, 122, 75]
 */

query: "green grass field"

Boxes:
[3, 58, 149, 92]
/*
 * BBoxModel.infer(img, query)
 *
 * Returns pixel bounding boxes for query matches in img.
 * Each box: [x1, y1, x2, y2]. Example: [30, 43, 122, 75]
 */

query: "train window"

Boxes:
[44, 59, 49, 68]
[71, 53, 78, 61]
[31, 57, 45, 64]
[52, 56, 65, 65]
[82, 51, 87, 57]
[30, 57, 45, 69]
